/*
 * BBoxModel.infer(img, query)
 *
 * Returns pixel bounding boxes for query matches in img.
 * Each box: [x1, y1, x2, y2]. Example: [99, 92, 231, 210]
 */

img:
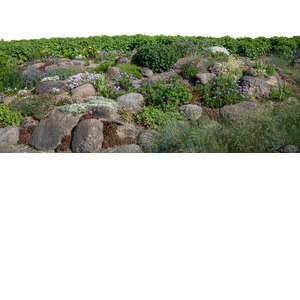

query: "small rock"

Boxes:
[179, 104, 202, 121]
[196, 72, 216, 85]
[209, 46, 230, 55]
[0, 126, 19, 152]
[141, 68, 153, 78]
[108, 144, 142, 153]
[20, 116, 38, 129]
[276, 145, 299, 153]
[137, 130, 159, 149]
[2, 96, 16, 105]
[117, 93, 144, 112]
[71, 119, 104, 153]
[106, 67, 121, 81]
[71, 83, 96, 101]
[243, 68, 258, 77]
[116, 57, 130, 64]
[291, 58, 300, 68]
[239, 76, 271, 98]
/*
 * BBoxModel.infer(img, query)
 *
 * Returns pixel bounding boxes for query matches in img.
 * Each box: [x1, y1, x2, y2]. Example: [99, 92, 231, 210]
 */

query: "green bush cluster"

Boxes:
[181, 63, 199, 80]
[116, 63, 142, 79]
[0, 104, 22, 127]
[132, 44, 179, 73]
[270, 85, 293, 101]
[197, 76, 248, 108]
[139, 76, 192, 110]
[0, 51, 10, 90]
[254, 62, 276, 77]
[0, 35, 299, 64]
[135, 106, 184, 129]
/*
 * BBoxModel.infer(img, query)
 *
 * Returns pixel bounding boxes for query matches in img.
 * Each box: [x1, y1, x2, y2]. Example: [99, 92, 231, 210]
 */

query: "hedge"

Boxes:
[0, 35, 299, 63]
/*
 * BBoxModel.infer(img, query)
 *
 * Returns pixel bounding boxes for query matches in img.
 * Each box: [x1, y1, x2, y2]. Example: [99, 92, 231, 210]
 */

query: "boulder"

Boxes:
[71, 119, 104, 153]
[116, 123, 138, 143]
[179, 104, 202, 121]
[137, 130, 159, 149]
[20, 116, 39, 129]
[0, 126, 19, 152]
[220, 101, 266, 122]
[72, 60, 85, 66]
[239, 76, 271, 98]
[117, 93, 144, 112]
[141, 68, 153, 78]
[243, 68, 258, 77]
[105, 144, 142, 153]
[196, 72, 216, 85]
[71, 83, 96, 100]
[2, 96, 17, 105]
[265, 73, 282, 87]
[106, 67, 121, 81]
[209, 46, 230, 55]
[276, 145, 299, 153]
[35, 81, 67, 95]
[89, 106, 120, 121]
[29, 109, 81, 150]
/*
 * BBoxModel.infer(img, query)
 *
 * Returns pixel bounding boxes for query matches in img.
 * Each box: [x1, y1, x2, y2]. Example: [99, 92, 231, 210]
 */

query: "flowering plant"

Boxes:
[66, 72, 102, 89]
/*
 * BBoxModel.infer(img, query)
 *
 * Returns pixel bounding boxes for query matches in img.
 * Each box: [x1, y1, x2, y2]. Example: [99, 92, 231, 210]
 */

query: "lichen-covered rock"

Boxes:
[35, 81, 67, 95]
[0, 126, 19, 152]
[71, 83, 96, 100]
[137, 130, 159, 149]
[196, 72, 216, 85]
[29, 109, 81, 150]
[89, 106, 120, 121]
[71, 119, 104, 153]
[179, 104, 202, 121]
[239, 76, 271, 98]
[117, 93, 144, 112]
[220, 101, 266, 122]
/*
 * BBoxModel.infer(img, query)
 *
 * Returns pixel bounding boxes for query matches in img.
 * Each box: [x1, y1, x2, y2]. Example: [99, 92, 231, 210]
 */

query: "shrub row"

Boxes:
[0, 35, 299, 63]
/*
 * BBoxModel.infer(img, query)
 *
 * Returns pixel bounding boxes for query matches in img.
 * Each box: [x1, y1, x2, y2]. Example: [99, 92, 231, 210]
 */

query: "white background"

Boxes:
[1, 1, 300, 300]
[1, 0, 299, 40]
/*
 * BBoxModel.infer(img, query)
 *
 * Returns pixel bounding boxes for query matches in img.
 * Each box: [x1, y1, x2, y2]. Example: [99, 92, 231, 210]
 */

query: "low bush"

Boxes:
[0, 104, 22, 127]
[254, 62, 275, 77]
[197, 75, 248, 108]
[171, 40, 199, 57]
[139, 76, 192, 110]
[132, 44, 179, 73]
[211, 52, 229, 62]
[117, 73, 134, 91]
[93, 61, 115, 73]
[115, 63, 142, 79]
[181, 63, 199, 80]
[135, 106, 184, 129]
[270, 85, 293, 101]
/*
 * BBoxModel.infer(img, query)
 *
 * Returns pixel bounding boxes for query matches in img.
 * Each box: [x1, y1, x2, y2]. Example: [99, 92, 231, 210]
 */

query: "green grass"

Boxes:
[115, 63, 142, 79]
[93, 61, 115, 73]
[150, 101, 300, 153]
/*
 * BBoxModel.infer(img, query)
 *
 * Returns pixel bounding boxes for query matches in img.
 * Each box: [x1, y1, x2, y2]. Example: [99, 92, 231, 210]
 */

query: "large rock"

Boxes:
[276, 145, 299, 153]
[196, 72, 216, 85]
[0, 126, 19, 152]
[89, 106, 120, 121]
[71, 83, 96, 100]
[220, 101, 266, 122]
[71, 119, 104, 153]
[29, 109, 81, 150]
[35, 81, 67, 95]
[137, 130, 159, 149]
[117, 93, 144, 112]
[104, 144, 142, 153]
[239, 76, 271, 98]
[116, 123, 138, 143]
[179, 104, 202, 121]
[141, 68, 153, 78]
[265, 73, 282, 87]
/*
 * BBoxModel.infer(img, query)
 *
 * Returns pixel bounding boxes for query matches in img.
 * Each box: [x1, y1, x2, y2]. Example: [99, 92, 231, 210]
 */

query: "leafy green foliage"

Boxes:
[171, 40, 199, 57]
[117, 74, 134, 91]
[93, 61, 115, 73]
[135, 106, 184, 129]
[0, 104, 22, 127]
[115, 63, 142, 79]
[211, 52, 229, 62]
[0, 51, 10, 90]
[270, 85, 293, 101]
[254, 62, 275, 77]
[197, 76, 248, 108]
[181, 63, 199, 80]
[139, 77, 192, 110]
[133, 44, 179, 73]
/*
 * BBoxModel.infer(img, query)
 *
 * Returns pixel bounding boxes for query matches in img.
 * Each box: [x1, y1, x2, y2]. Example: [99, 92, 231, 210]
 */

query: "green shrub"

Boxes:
[181, 63, 199, 80]
[171, 40, 198, 57]
[115, 63, 142, 79]
[197, 76, 248, 108]
[93, 61, 115, 73]
[0, 51, 10, 90]
[254, 62, 275, 77]
[270, 85, 293, 101]
[135, 106, 184, 129]
[139, 77, 192, 110]
[133, 44, 179, 73]
[211, 52, 229, 62]
[117, 73, 134, 91]
[0, 104, 22, 127]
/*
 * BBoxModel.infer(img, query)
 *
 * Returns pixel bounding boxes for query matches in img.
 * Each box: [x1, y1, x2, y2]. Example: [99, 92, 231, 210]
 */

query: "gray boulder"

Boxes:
[141, 68, 153, 78]
[71, 83, 96, 100]
[29, 109, 81, 150]
[89, 106, 120, 121]
[0, 126, 19, 152]
[179, 104, 202, 121]
[116, 123, 138, 143]
[137, 130, 159, 149]
[209, 46, 230, 55]
[239, 76, 271, 98]
[220, 101, 266, 122]
[196, 72, 216, 85]
[105, 144, 142, 153]
[117, 93, 145, 112]
[116, 57, 130, 64]
[35, 81, 67, 95]
[71, 119, 104, 153]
